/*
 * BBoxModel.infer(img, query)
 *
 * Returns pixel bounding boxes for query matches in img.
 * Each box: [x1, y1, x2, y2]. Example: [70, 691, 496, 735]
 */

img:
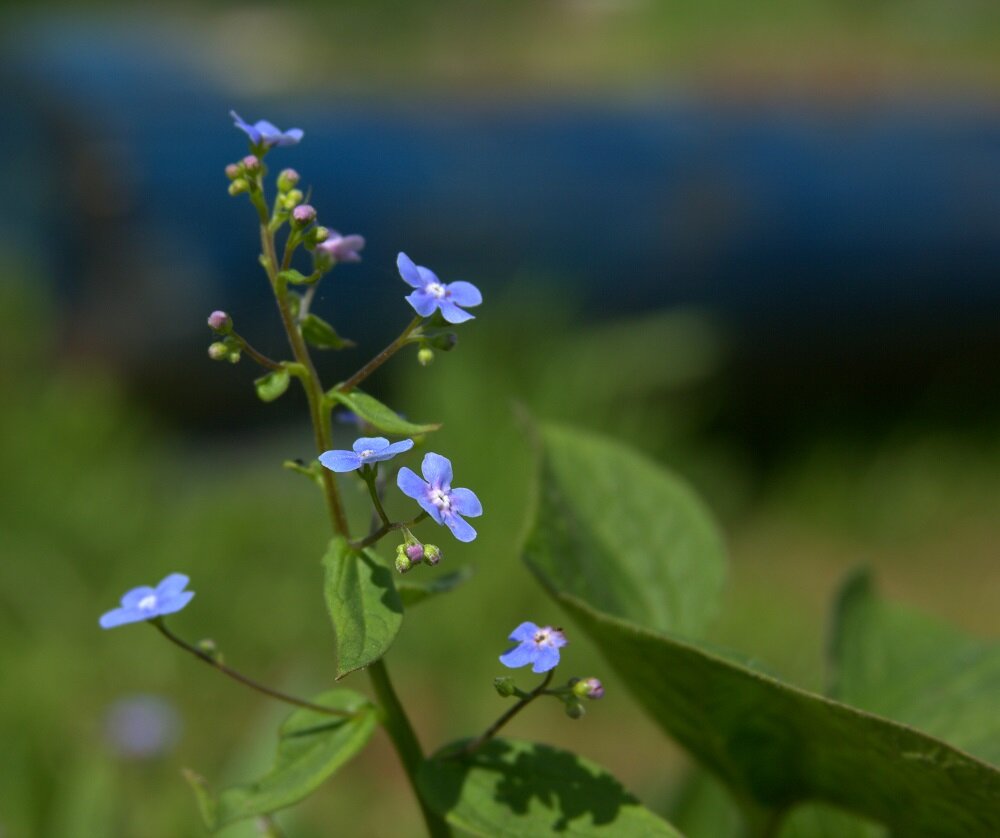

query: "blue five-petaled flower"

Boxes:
[319, 437, 414, 473]
[99, 574, 194, 629]
[230, 110, 304, 148]
[499, 622, 567, 673]
[397, 453, 483, 542]
[397, 253, 482, 324]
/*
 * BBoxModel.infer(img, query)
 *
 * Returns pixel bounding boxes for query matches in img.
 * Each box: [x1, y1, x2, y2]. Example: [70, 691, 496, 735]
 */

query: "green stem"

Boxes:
[361, 468, 391, 526]
[338, 315, 423, 394]
[153, 621, 354, 718]
[455, 671, 554, 758]
[352, 511, 429, 551]
[368, 660, 452, 838]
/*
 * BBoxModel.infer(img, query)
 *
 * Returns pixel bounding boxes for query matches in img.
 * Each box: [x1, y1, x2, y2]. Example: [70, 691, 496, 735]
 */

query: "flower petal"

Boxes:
[278, 128, 304, 146]
[531, 645, 561, 673]
[353, 436, 390, 454]
[396, 467, 428, 499]
[376, 439, 414, 460]
[416, 265, 441, 287]
[420, 453, 453, 488]
[437, 300, 475, 324]
[444, 513, 477, 542]
[100, 607, 146, 630]
[156, 590, 195, 617]
[509, 621, 539, 642]
[397, 252, 423, 288]
[254, 119, 282, 138]
[499, 643, 538, 669]
[446, 281, 482, 308]
[449, 488, 482, 517]
[230, 110, 260, 144]
[156, 574, 190, 597]
[549, 629, 569, 649]
[121, 586, 156, 608]
[405, 290, 439, 317]
[319, 450, 363, 472]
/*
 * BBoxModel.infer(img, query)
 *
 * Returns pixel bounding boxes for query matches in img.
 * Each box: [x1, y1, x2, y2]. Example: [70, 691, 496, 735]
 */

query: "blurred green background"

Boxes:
[2, 2, 999, 837]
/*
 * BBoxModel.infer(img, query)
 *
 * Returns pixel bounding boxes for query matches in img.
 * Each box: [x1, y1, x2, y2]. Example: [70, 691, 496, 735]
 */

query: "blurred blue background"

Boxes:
[1, 3, 998, 836]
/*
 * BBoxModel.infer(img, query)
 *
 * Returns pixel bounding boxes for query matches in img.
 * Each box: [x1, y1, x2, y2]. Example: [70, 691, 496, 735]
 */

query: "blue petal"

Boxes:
[509, 621, 539, 642]
[99, 606, 147, 630]
[319, 450, 363, 472]
[278, 128, 304, 145]
[550, 630, 569, 649]
[416, 265, 441, 287]
[446, 281, 482, 307]
[396, 467, 428, 499]
[156, 573, 189, 597]
[406, 290, 439, 317]
[444, 513, 477, 542]
[437, 300, 475, 324]
[532, 645, 561, 673]
[121, 585, 156, 608]
[156, 590, 194, 617]
[374, 439, 414, 460]
[449, 488, 482, 517]
[397, 252, 423, 288]
[353, 436, 390, 454]
[254, 119, 282, 139]
[230, 110, 260, 144]
[421, 452, 453, 487]
[499, 643, 538, 669]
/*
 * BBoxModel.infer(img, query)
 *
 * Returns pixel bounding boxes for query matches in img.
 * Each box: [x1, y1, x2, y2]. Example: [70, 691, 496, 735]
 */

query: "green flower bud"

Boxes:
[423, 544, 442, 565]
[283, 188, 304, 209]
[208, 341, 230, 361]
[417, 347, 434, 367]
[394, 552, 413, 574]
[494, 676, 516, 697]
[225, 163, 241, 180]
[277, 168, 300, 192]
[430, 332, 458, 352]
[565, 698, 585, 719]
[228, 178, 250, 196]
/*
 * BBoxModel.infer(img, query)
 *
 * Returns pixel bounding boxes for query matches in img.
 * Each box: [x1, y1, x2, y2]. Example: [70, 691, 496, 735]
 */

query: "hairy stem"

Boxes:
[456, 671, 555, 758]
[153, 621, 354, 718]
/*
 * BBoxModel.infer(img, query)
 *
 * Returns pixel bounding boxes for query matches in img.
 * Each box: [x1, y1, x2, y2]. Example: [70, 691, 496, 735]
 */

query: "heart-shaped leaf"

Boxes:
[322, 537, 403, 678]
[418, 738, 681, 836]
[184, 690, 376, 831]
[522, 424, 1000, 835]
[326, 389, 440, 436]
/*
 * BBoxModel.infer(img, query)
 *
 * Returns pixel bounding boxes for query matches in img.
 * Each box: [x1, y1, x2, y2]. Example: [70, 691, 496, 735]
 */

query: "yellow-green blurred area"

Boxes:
[2, 1, 999, 837]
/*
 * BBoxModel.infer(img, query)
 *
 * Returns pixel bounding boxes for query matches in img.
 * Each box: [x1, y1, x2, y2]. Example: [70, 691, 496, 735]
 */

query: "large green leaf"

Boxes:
[522, 424, 1000, 835]
[830, 568, 1000, 766]
[326, 388, 440, 436]
[322, 537, 403, 678]
[418, 738, 681, 836]
[527, 424, 726, 637]
[184, 690, 376, 831]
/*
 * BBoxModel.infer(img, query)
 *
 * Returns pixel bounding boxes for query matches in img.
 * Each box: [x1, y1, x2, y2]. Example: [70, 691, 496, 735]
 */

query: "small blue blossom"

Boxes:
[316, 232, 366, 263]
[230, 111, 304, 148]
[397, 453, 483, 542]
[100, 574, 194, 629]
[397, 252, 482, 324]
[499, 622, 567, 673]
[319, 436, 414, 473]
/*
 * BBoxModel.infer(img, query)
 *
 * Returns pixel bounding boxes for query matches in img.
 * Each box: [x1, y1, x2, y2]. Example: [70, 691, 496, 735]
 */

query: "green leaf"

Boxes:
[322, 537, 403, 678]
[418, 738, 682, 836]
[830, 568, 1000, 766]
[186, 690, 376, 831]
[397, 566, 473, 608]
[522, 423, 1000, 836]
[301, 313, 355, 350]
[277, 269, 315, 285]
[254, 369, 290, 402]
[326, 389, 441, 436]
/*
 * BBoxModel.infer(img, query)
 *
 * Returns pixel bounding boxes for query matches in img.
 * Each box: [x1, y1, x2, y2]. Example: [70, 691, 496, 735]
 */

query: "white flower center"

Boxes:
[533, 627, 561, 647]
[430, 488, 451, 510]
[359, 449, 376, 459]
[138, 595, 158, 611]
[426, 282, 447, 299]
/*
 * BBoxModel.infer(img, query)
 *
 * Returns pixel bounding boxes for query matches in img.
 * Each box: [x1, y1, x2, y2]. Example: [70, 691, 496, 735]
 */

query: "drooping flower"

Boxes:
[397, 453, 482, 542]
[397, 252, 482, 324]
[316, 232, 366, 263]
[230, 111, 304, 148]
[99, 574, 194, 629]
[499, 622, 567, 673]
[319, 436, 414, 473]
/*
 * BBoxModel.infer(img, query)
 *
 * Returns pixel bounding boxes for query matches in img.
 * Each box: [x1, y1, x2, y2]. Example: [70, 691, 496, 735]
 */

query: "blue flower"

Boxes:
[397, 253, 482, 324]
[230, 111, 304, 148]
[499, 622, 567, 673]
[319, 436, 414, 473]
[397, 452, 483, 542]
[100, 574, 194, 629]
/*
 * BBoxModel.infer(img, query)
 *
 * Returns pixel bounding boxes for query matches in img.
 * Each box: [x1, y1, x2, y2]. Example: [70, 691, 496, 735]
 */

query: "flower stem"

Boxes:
[352, 511, 429, 551]
[337, 315, 424, 394]
[368, 659, 452, 838]
[454, 671, 555, 758]
[231, 331, 284, 371]
[361, 468, 391, 526]
[153, 621, 354, 718]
